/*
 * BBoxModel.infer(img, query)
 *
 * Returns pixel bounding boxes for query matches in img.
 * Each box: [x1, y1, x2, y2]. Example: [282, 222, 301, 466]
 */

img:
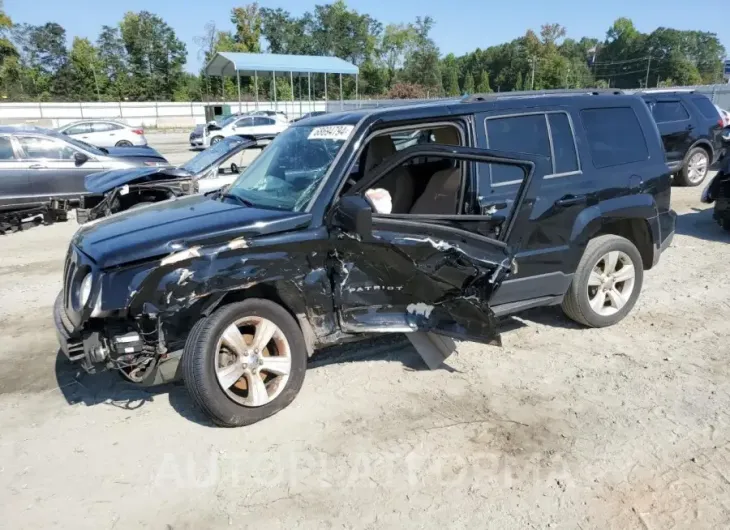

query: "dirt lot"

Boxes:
[1, 133, 729, 529]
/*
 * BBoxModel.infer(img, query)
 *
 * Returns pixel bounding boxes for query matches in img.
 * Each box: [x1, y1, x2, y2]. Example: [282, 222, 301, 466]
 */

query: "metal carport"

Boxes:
[204, 52, 360, 113]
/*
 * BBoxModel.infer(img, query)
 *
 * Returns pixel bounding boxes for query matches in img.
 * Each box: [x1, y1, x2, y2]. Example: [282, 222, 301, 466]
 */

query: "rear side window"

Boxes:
[485, 114, 550, 184]
[652, 101, 689, 123]
[691, 96, 720, 120]
[253, 117, 274, 126]
[548, 113, 579, 174]
[0, 137, 15, 160]
[581, 107, 648, 168]
[65, 123, 91, 135]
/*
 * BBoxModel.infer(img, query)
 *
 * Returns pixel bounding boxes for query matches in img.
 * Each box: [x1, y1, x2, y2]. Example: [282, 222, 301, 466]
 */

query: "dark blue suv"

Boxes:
[55, 89, 676, 427]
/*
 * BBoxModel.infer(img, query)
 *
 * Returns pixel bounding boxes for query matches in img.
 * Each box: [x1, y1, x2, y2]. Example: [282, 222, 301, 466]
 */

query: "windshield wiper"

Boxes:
[220, 193, 254, 207]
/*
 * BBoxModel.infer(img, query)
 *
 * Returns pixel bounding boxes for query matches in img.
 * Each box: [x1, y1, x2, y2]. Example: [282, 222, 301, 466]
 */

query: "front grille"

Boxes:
[190, 132, 201, 140]
[62, 249, 75, 310]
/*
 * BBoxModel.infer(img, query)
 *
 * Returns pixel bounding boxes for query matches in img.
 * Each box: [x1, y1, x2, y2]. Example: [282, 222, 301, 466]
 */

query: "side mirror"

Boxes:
[74, 152, 89, 166]
[332, 195, 372, 239]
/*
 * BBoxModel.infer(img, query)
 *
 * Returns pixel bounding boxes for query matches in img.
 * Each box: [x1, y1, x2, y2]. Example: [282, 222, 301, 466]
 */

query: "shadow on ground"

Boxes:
[53, 335, 427, 426]
[676, 207, 730, 243]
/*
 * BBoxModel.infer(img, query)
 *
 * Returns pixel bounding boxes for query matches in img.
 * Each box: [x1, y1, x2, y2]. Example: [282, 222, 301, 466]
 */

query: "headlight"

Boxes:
[79, 273, 93, 306]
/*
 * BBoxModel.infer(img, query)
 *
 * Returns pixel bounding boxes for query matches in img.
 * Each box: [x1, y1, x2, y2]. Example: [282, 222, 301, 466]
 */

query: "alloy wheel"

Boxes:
[687, 152, 708, 184]
[213, 316, 292, 407]
[586, 250, 636, 316]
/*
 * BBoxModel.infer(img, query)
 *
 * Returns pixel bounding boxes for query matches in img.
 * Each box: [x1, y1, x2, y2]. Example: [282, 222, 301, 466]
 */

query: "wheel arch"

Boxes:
[200, 282, 318, 356]
[570, 195, 658, 271]
[688, 139, 714, 162]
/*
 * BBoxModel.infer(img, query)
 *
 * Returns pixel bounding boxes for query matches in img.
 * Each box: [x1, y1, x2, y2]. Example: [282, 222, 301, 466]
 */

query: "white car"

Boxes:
[190, 114, 288, 149]
[58, 120, 148, 148]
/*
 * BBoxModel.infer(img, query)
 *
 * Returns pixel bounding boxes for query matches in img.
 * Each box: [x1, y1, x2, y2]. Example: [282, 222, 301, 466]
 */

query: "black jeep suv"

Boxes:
[639, 90, 725, 186]
[54, 89, 676, 427]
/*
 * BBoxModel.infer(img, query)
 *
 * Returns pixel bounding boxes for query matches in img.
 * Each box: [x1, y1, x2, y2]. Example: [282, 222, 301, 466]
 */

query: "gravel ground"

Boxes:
[1, 134, 729, 529]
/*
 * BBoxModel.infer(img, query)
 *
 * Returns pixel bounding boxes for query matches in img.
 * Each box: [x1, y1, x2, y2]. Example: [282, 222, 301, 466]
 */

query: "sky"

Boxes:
[5, 0, 729, 72]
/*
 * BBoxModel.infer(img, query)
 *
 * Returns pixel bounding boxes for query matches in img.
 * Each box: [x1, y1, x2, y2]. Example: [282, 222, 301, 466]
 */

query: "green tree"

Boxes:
[97, 25, 131, 100]
[381, 23, 417, 87]
[230, 3, 262, 52]
[476, 70, 491, 92]
[442, 53, 460, 96]
[514, 71, 523, 90]
[119, 11, 187, 100]
[403, 16, 442, 93]
[463, 71, 475, 93]
[68, 37, 103, 100]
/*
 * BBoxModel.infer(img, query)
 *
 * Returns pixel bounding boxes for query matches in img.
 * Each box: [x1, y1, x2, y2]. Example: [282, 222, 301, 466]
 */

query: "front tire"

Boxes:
[562, 235, 644, 328]
[676, 147, 709, 187]
[182, 299, 307, 427]
[210, 136, 224, 146]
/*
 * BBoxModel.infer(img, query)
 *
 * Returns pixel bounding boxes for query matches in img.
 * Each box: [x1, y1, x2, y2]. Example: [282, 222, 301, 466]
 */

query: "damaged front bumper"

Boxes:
[53, 291, 182, 384]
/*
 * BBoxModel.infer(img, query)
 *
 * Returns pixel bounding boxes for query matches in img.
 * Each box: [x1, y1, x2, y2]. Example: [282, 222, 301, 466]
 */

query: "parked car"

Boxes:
[57, 120, 148, 148]
[292, 111, 327, 123]
[189, 114, 287, 149]
[701, 131, 730, 231]
[640, 90, 725, 186]
[78, 134, 273, 223]
[55, 89, 675, 427]
[0, 126, 168, 232]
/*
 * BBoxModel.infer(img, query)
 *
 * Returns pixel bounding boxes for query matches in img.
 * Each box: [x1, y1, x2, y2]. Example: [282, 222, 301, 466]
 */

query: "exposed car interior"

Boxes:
[350, 124, 464, 215]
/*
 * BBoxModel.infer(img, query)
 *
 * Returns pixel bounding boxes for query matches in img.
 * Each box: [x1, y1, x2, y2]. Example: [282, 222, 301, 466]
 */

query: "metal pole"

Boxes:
[299, 76, 302, 117]
[339, 73, 343, 110]
[273, 71, 277, 111]
[237, 70, 242, 114]
[324, 74, 328, 111]
[290, 71, 294, 118]
[308, 72, 312, 113]
[645, 55, 652, 89]
[355, 73, 359, 108]
[254, 71, 259, 110]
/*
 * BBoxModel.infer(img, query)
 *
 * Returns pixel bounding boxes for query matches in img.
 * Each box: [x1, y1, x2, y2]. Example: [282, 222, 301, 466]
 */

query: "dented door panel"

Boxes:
[332, 221, 512, 344]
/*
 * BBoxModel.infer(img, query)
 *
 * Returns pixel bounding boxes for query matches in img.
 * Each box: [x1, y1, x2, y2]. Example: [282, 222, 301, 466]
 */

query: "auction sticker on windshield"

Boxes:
[308, 125, 354, 141]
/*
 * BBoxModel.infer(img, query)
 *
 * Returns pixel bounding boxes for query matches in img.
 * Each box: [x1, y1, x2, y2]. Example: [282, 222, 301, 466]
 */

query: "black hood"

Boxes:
[105, 146, 167, 159]
[85, 167, 191, 193]
[73, 194, 311, 268]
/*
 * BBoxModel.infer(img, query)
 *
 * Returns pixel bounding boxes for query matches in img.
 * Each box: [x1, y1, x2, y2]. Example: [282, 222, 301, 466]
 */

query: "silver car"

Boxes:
[57, 120, 148, 148]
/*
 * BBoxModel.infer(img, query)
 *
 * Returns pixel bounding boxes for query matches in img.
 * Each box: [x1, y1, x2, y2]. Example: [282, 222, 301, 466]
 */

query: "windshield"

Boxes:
[222, 124, 352, 211]
[61, 134, 106, 156]
[182, 136, 249, 174]
[217, 115, 240, 128]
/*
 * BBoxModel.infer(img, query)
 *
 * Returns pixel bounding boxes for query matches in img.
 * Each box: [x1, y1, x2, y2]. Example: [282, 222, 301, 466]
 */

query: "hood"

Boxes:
[85, 167, 191, 193]
[73, 193, 311, 268]
[105, 146, 167, 159]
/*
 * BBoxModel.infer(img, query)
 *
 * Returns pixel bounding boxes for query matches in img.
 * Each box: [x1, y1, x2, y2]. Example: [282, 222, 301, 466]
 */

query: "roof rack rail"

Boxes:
[630, 88, 696, 94]
[462, 88, 625, 102]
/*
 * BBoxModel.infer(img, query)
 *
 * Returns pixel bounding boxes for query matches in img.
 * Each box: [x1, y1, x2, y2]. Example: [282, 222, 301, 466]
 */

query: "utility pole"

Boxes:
[530, 57, 536, 90]
[645, 55, 652, 89]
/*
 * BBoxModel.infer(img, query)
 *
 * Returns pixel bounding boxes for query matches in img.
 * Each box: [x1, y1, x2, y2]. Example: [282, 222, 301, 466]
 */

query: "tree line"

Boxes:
[0, 0, 726, 102]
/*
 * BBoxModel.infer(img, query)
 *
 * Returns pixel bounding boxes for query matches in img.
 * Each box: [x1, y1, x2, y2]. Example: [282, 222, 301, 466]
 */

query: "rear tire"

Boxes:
[115, 140, 133, 147]
[562, 235, 644, 328]
[210, 136, 224, 146]
[676, 146, 710, 187]
[182, 299, 307, 427]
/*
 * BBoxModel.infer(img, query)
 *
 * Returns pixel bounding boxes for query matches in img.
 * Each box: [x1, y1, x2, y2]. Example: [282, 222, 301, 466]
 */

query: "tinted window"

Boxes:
[0, 136, 15, 160]
[652, 101, 689, 122]
[691, 96, 720, 120]
[485, 114, 550, 184]
[548, 113, 579, 174]
[253, 117, 274, 126]
[235, 118, 253, 128]
[65, 123, 91, 135]
[581, 108, 648, 168]
[17, 136, 76, 160]
[91, 122, 115, 133]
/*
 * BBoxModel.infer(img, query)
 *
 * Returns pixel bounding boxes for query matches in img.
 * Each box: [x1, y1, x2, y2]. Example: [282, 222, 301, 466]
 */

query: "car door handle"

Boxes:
[554, 195, 587, 207]
[29, 164, 47, 169]
[686, 124, 695, 131]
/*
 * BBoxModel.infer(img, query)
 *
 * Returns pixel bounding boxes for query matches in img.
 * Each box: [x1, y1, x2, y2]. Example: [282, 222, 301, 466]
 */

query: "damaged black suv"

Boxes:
[55, 90, 676, 427]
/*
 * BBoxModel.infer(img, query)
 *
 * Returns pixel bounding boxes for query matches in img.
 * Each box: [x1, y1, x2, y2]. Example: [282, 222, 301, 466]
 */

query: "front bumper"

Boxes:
[53, 291, 85, 362]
